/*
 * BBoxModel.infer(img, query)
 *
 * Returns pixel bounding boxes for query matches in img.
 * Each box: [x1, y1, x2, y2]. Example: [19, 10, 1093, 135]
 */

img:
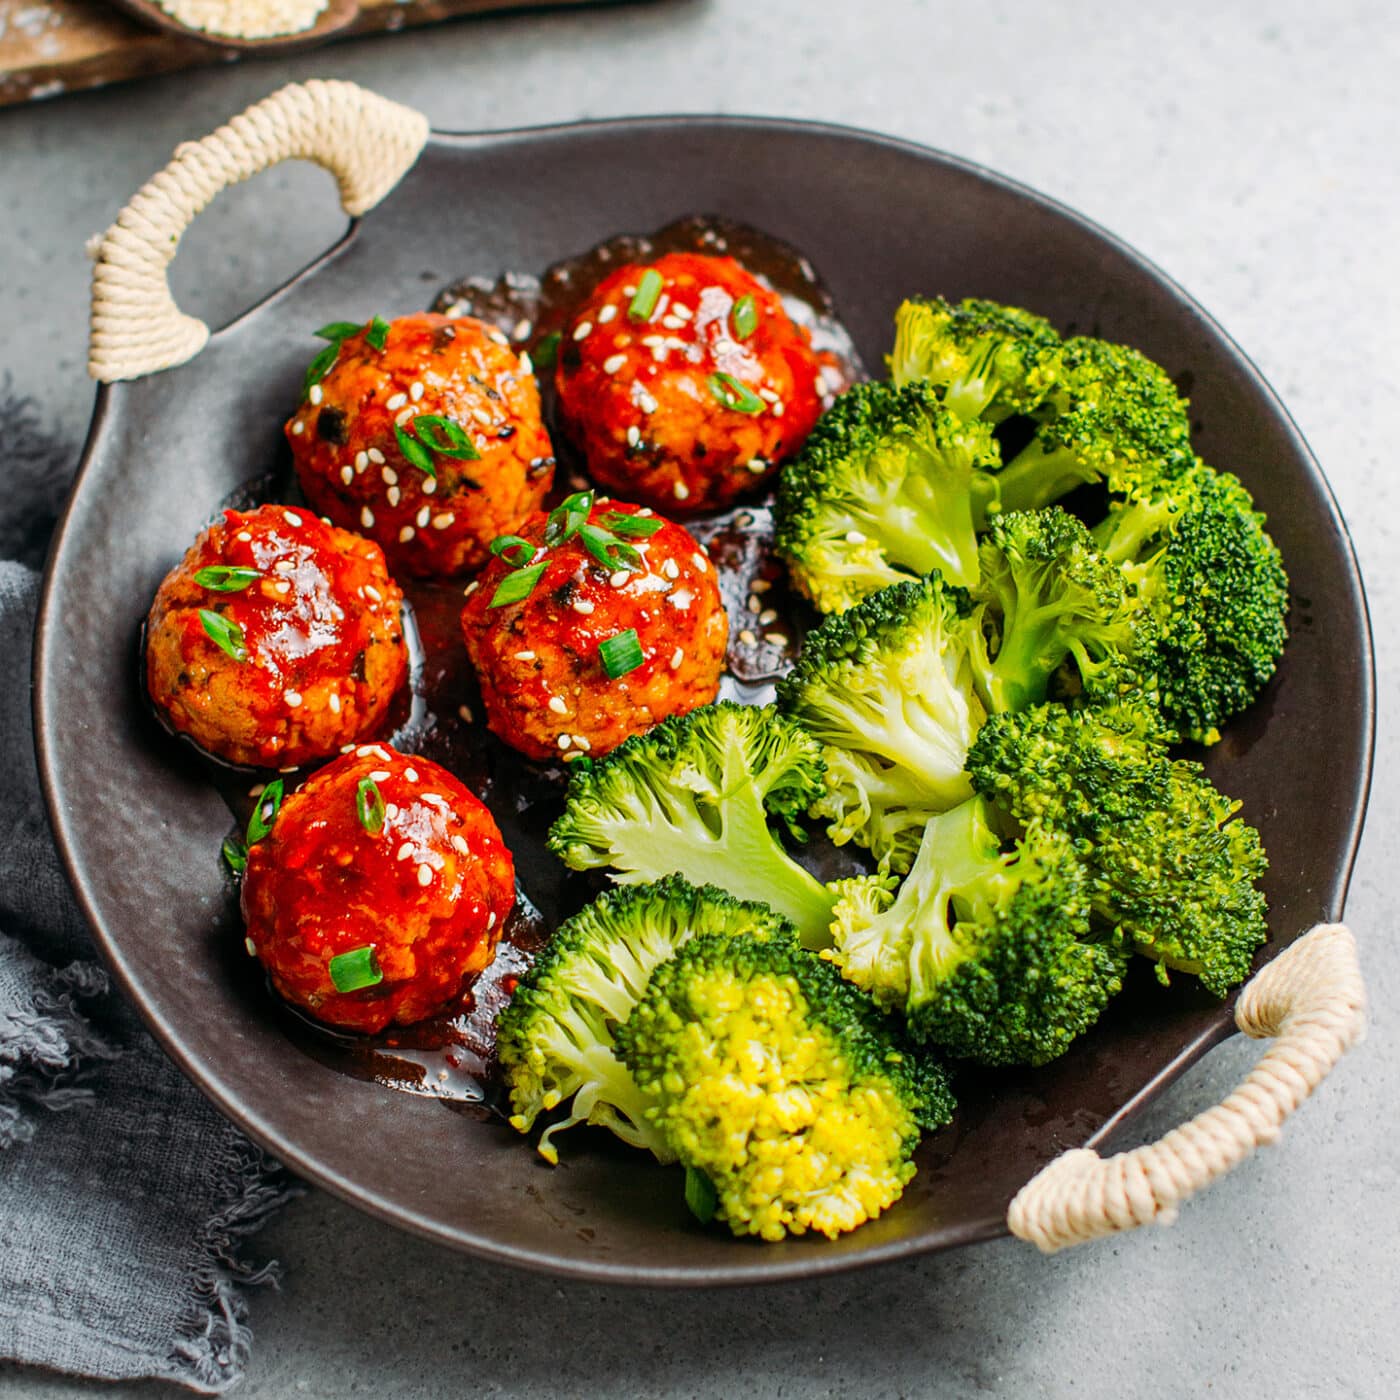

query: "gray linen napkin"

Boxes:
[0, 378, 298, 1393]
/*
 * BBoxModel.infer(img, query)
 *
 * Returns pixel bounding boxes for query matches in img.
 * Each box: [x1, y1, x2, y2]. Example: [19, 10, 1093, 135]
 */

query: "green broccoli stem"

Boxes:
[993, 442, 1101, 516]
[851, 496, 978, 589]
[980, 609, 1067, 713]
[1092, 496, 1178, 564]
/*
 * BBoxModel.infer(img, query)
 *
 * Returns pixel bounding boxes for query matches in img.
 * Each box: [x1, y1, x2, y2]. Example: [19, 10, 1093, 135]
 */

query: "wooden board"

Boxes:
[0, 0, 613, 106]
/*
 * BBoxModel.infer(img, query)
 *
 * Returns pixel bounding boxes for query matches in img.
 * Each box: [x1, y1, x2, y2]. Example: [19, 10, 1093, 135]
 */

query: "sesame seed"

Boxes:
[714, 338, 736, 356]
[772, 402, 785, 418]
[387, 393, 407, 411]
[691, 551, 708, 572]
[381, 466, 398, 485]
[662, 315, 684, 330]
[573, 599, 595, 615]
[422, 477, 437, 495]
[274, 581, 291, 595]
[638, 391, 659, 414]
[623, 284, 637, 296]
[513, 318, 532, 340]
[415, 506, 430, 528]
[432, 513, 455, 530]
[368, 448, 386, 465]
[399, 525, 415, 542]
[740, 628, 758, 645]
[641, 335, 664, 348]
[451, 833, 470, 855]
[421, 794, 447, 810]
[518, 353, 533, 376]
[367, 770, 389, 784]
[487, 911, 497, 930]
[626, 425, 641, 448]
[458, 704, 474, 723]
[417, 863, 433, 887]
[604, 353, 626, 374]
[237, 531, 252, 542]
[473, 407, 493, 426]
[395, 408, 414, 426]
[751, 578, 772, 593]
[558, 734, 572, 750]
[598, 304, 618, 324]
[396, 842, 413, 861]
[285, 690, 302, 707]
[463, 581, 480, 597]
[670, 647, 683, 669]
[404, 767, 419, 782]
[410, 381, 424, 402]
[291, 421, 304, 436]
[308, 384, 323, 405]
[249, 782, 265, 797]
[245, 937, 257, 957]
[637, 507, 653, 516]
[515, 650, 536, 661]
[548, 696, 568, 714]
[387, 486, 401, 507]
[489, 329, 509, 346]
[274, 559, 295, 573]
[353, 452, 368, 473]
[609, 569, 630, 588]
[759, 608, 779, 626]
[661, 558, 680, 580]
[361, 506, 375, 528]
[758, 388, 780, 403]
[673, 481, 690, 500]
[571, 735, 591, 753]
[384, 803, 398, 819]
[747, 457, 768, 474]
[573, 321, 593, 341]
[845, 529, 866, 544]
[328, 693, 341, 714]
[736, 512, 755, 528]
[365, 585, 381, 602]
[766, 633, 790, 647]
[748, 594, 761, 612]
[283, 511, 302, 527]
[340, 465, 354, 485]
[341, 743, 356, 754]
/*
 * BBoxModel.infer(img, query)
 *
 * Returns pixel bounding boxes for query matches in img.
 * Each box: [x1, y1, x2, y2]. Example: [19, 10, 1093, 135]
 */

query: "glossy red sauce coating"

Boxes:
[460, 496, 728, 760]
[241, 747, 516, 1033]
[286, 313, 555, 579]
[144, 504, 407, 769]
[554, 252, 825, 514]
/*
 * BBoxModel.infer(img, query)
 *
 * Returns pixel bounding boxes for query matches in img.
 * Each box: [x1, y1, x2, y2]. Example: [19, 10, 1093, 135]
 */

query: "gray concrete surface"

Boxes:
[2, 0, 1397, 1394]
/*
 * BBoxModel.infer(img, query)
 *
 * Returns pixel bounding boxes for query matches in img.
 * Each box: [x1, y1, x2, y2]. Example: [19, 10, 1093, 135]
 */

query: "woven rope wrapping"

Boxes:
[1008, 923, 1365, 1253]
[88, 80, 430, 383]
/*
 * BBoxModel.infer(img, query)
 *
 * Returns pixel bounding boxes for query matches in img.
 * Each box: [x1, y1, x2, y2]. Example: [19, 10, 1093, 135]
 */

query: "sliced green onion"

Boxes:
[221, 835, 247, 877]
[489, 534, 536, 568]
[194, 565, 261, 592]
[601, 511, 663, 539]
[314, 321, 363, 343]
[246, 778, 284, 845]
[329, 946, 383, 993]
[578, 523, 642, 572]
[303, 342, 340, 395]
[356, 775, 385, 835]
[394, 422, 436, 477]
[366, 316, 391, 352]
[532, 330, 562, 368]
[730, 294, 758, 341]
[489, 561, 548, 608]
[628, 268, 664, 322]
[708, 371, 765, 415]
[413, 414, 481, 461]
[199, 609, 247, 662]
[684, 1166, 717, 1224]
[545, 490, 594, 546]
[599, 628, 644, 679]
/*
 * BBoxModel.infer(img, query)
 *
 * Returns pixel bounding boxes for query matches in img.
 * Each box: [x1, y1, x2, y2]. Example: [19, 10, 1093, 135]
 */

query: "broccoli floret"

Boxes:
[1093, 461, 1288, 744]
[829, 796, 1126, 1066]
[548, 701, 838, 949]
[775, 573, 988, 873]
[970, 507, 1139, 714]
[967, 702, 1269, 995]
[773, 380, 1000, 611]
[615, 930, 955, 1241]
[496, 877, 793, 1164]
[993, 337, 1195, 515]
[889, 296, 1063, 423]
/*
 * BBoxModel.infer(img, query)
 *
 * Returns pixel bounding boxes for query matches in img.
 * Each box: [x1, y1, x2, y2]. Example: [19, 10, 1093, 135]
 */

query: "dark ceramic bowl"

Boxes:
[35, 116, 1373, 1285]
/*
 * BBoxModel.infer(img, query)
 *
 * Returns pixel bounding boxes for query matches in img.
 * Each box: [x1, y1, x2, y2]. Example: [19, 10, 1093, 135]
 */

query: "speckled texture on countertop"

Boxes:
[1, 1, 1397, 1394]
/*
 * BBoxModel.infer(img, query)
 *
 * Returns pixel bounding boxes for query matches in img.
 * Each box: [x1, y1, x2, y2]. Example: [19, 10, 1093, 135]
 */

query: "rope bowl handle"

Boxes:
[1008, 922, 1365, 1252]
[88, 80, 430, 384]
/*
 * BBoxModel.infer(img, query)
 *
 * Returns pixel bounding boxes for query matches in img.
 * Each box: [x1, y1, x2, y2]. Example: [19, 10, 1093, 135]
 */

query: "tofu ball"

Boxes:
[554, 252, 825, 514]
[286, 313, 555, 578]
[460, 493, 727, 761]
[241, 747, 515, 1033]
[145, 505, 407, 769]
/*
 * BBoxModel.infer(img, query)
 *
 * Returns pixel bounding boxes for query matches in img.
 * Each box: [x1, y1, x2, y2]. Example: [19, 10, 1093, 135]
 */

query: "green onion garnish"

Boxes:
[356, 775, 385, 835]
[489, 562, 548, 608]
[532, 330, 562, 368]
[194, 565, 261, 593]
[731, 294, 758, 340]
[314, 321, 363, 343]
[413, 414, 481, 461]
[599, 628, 644, 679]
[394, 422, 436, 477]
[601, 511, 663, 539]
[708, 371, 765, 415]
[221, 835, 248, 877]
[684, 1166, 718, 1224]
[246, 778, 284, 845]
[628, 268, 664, 322]
[578, 523, 642, 572]
[199, 609, 247, 662]
[366, 316, 391, 352]
[545, 490, 594, 546]
[489, 534, 536, 569]
[329, 946, 383, 993]
[303, 342, 340, 395]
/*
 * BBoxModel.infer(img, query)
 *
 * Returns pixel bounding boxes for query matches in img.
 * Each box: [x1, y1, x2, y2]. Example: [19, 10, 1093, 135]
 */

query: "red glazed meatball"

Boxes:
[554, 252, 824, 514]
[145, 504, 407, 769]
[460, 494, 728, 760]
[286, 313, 555, 578]
[241, 747, 515, 1033]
